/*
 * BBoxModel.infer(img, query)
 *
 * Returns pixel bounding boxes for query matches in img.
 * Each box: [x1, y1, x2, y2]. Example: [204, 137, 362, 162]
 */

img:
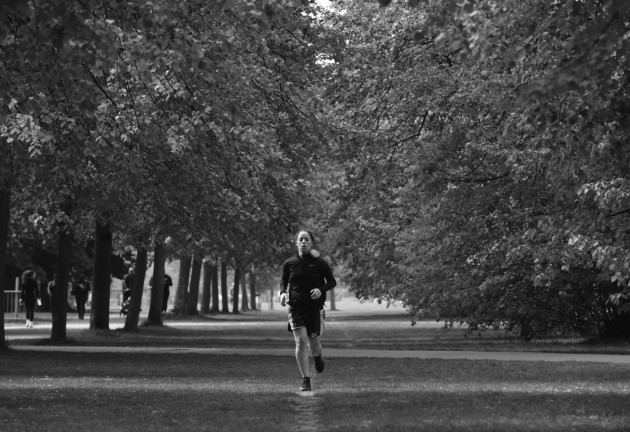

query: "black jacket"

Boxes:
[280, 253, 337, 309]
[21, 278, 40, 302]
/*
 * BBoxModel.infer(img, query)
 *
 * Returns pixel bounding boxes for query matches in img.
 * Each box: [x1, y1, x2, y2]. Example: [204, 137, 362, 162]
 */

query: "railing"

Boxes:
[3, 278, 21, 318]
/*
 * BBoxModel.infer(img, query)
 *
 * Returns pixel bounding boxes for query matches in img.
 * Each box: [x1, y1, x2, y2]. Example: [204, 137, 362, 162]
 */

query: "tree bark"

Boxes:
[200, 260, 211, 314]
[241, 265, 249, 312]
[210, 263, 219, 312]
[329, 288, 336, 311]
[51, 205, 73, 340]
[186, 255, 202, 315]
[173, 255, 191, 316]
[221, 260, 229, 313]
[90, 220, 111, 330]
[123, 246, 148, 331]
[146, 241, 166, 325]
[232, 264, 240, 314]
[0, 186, 10, 348]
[249, 267, 257, 311]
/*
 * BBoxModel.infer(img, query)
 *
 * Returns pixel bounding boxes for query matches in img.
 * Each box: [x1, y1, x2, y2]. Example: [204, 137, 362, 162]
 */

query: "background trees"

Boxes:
[321, 0, 630, 337]
[3, 0, 630, 340]
[1, 0, 335, 338]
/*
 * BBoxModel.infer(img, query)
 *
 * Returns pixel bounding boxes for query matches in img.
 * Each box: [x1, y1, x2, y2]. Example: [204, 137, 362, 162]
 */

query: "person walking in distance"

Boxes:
[162, 274, 173, 315]
[280, 230, 337, 392]
[71, 275, 91, 319]
[20, 270, 41, 328]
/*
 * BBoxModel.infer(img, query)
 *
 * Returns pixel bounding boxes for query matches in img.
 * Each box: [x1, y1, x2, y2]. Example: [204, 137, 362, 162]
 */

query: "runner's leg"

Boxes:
[292, 327, 311, 378]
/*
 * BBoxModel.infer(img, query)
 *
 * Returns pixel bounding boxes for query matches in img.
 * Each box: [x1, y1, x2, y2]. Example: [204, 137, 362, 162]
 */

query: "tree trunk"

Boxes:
[232, 264, 240, 314]
[186, 255, 202, 315]
[249, 267, 257, 311]
[90, 220, 111, 330]
[210, 263, 219, 313]
[147, 241, 166, 325]
[329, 288, 336, 311]
[0, 186, 10, 348]
[173, 255, 191, 316]
[123, 246, 148, 331]
[221, 260, 229, 313]
[241, 266, 249, 312]
[51, 209, 73, 340]
[200, 260, 211, 314]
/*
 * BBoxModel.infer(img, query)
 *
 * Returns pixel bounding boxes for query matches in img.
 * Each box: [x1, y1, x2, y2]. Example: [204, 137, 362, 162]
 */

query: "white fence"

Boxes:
[2, 278, 152, 318]
[3, 278, 21, 318]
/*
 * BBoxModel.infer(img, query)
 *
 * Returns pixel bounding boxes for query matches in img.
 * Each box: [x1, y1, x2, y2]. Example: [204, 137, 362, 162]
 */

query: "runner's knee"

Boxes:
[295, 333, 309, 350]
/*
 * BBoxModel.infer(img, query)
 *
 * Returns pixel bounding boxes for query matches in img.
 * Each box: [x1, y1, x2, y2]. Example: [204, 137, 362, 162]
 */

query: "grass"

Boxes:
[10, 311, 630, 354]
[4, 310, 630, 431]
[1, 350, 630, 431]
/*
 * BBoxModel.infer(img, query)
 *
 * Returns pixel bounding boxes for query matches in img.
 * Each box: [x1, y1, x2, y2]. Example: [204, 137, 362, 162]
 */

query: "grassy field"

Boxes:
[3, 308, 630, 431]
[1, 350, 629, 431]
[10, 309, 630, 354]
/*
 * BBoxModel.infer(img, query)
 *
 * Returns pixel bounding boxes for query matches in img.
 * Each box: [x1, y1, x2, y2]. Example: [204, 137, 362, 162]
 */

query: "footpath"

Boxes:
[10, 345, 630, 364]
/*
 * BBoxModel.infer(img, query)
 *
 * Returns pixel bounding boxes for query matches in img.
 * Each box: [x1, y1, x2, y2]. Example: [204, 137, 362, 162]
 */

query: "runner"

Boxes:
[280, 229, 337, 391]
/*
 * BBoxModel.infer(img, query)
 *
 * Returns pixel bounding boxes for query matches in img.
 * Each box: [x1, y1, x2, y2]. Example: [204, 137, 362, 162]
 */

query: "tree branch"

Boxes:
[85, 65, 118, 109]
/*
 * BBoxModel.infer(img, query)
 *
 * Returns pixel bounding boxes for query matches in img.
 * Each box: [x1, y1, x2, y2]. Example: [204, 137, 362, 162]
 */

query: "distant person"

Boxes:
[280, 230, 337, 392]
[162, 274, 173, 314]
[20, 270, 41, 328]
[71, 276, 91, 319]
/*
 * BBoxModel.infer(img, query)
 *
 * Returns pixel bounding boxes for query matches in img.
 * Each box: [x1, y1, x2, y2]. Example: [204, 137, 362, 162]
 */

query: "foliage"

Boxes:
[0, 0, 338, 333]
[323, 0, 630, 337]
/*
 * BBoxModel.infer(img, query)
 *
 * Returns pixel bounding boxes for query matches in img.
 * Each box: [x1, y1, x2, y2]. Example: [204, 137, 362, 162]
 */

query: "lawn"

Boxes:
[2, 348, 630, 431]
[10, 311, 630, 354]
[3, 311, 630, 431]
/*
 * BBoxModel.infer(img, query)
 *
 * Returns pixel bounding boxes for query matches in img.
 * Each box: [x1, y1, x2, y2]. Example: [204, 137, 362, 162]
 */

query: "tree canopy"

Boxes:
[319, 0, 630, 337]
[3, 0, 630, 340]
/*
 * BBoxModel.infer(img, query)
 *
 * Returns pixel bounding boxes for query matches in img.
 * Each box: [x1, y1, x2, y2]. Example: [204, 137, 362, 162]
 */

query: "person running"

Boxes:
[20, 270, 41, 328]
[280, 229, 337, 392]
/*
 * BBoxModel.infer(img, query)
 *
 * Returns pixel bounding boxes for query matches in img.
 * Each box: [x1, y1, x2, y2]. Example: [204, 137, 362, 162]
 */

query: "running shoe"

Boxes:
[300, 377, 312, 391]
[314, 354, 325, 373]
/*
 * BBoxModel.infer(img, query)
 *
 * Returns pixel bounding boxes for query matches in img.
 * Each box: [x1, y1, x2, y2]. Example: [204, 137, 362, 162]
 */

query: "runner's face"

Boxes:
[296, 232, 313, 256]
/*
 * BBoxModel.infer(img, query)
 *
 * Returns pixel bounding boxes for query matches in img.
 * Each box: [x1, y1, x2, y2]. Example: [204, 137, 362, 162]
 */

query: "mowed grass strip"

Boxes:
[1, 351, 629, 431]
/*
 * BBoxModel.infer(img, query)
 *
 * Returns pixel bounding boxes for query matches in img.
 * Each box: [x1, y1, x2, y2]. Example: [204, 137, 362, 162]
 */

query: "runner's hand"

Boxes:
[311, 249, 320, 258]
[311, 288, 321, 299]
[280, 292, 287, 307]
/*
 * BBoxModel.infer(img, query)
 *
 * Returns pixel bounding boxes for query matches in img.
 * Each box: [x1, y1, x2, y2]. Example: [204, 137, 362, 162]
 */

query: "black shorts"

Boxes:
[287, 306, 325, 337]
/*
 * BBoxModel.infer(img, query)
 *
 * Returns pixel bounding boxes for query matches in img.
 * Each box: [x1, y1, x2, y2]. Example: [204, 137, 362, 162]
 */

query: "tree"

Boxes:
[249, 266, 257, 311]
[211, 263, 220, 312]
[1, 0, 362, 340]
[221, 260, 229, 313]
[147, 241, 166, 326]
[173, 255, 191, 316]
[0, 185, 10, 348]
[321, 0, 630, 337]
[90, 220, 112, 330]
[232, 263, 241, 314]
[186, 255, 202, 316]
[123, 246, 148, 331]
[200, 260, 211, 314]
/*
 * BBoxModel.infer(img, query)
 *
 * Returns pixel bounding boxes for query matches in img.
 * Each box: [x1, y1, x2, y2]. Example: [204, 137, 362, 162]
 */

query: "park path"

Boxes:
[9, 344, 630, 365]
